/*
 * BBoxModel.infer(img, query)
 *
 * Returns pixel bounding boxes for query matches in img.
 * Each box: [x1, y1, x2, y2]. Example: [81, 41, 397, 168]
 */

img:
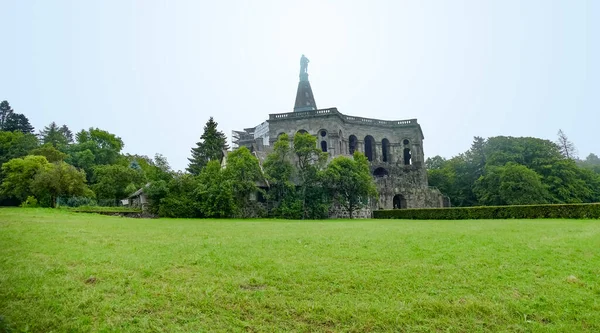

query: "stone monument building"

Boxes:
[233, 55, 445, 211]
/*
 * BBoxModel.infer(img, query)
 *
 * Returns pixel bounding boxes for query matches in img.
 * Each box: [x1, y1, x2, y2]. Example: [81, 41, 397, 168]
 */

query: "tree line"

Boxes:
[427, 134, 600, 207]
[0, 101, 377, 218]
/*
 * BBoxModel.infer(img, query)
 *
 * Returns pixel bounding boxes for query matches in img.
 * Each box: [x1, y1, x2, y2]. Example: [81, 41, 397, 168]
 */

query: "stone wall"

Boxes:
[328, 202, 373, 219]
[267, 108, 426, 167]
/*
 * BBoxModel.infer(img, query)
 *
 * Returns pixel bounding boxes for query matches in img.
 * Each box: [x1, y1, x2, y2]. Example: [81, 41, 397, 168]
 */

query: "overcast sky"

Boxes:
[2, 0, 598, 171]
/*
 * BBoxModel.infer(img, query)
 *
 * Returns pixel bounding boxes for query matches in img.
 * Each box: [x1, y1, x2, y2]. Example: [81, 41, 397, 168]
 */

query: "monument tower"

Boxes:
[293, 54, 317, 112]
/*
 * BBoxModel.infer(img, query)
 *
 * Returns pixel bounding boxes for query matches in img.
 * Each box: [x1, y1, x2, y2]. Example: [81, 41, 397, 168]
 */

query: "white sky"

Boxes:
[2, 0, 598, 170]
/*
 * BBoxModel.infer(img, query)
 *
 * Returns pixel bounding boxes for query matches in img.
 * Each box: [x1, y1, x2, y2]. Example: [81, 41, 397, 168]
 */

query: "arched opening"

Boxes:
[349, 135, 358, 154]
[373, 167, 388, 177]
[404, 148, 412, 165]
[393, 194, 407, 209]
[339, 130, 343, 154]
[321, 141, 328, 152]
[382, 138, 390, 162]
[364, 135, 375, 161]
[297, 129, 308, 135]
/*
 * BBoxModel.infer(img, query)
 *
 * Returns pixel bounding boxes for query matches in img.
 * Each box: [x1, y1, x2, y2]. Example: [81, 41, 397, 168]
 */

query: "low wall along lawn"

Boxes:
[374, 203, 600, 220]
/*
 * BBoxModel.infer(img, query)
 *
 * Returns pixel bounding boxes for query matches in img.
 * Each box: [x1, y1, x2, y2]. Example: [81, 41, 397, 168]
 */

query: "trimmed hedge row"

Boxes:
[374, 203, 600, 220]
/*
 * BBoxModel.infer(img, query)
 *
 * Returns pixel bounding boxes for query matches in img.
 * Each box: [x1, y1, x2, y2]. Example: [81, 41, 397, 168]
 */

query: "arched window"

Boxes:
[373, 167, 388, 177]
[297, 129, 308, 135]
[349, 135, 358, 154]
[364, 135, 375, 162]
[382, 138, 390, 162]
[404, 148, 411, 165]
[393, 194, 407, 209]
[321, 141, 328, 152]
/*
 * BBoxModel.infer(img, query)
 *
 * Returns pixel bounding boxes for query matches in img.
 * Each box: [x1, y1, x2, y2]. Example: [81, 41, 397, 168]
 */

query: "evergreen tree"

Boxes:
[39, 122, 70, 147]
[59, 125, 74, 143]
[187, 117, 229, 175]
[556, 129, 577, 160]
[0, 101, 34, 134]
[3, 113, 34, 133]
[0, 100, 14, 129]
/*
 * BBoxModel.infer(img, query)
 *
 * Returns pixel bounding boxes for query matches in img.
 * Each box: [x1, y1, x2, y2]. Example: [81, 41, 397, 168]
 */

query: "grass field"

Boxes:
[1, 208, 599, 332]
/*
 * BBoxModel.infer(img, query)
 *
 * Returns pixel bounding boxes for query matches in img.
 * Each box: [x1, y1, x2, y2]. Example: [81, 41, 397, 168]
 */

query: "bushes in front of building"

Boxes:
[374, 203, 600, 220]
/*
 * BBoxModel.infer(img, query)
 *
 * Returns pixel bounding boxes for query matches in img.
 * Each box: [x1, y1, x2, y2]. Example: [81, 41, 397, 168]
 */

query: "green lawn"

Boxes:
[1, 208, 599, 332]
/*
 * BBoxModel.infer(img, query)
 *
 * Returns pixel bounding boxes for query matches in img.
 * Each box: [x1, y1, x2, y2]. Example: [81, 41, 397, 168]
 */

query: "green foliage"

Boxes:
[39, 122, 72, 147]
[158, 173, 201, 218]
[293, 132, 329, 219]
[30, 144, 68, 162]
[31, 162, 91, 207]
[374, 203, 600, 220]
[187, 117, 229, 175]
[474, 163, 550, 206]
[91, 164, 146, 200]
[145, 180, 169, 214]
[0, 155, 49, 203]
[19, 196, 39, 208]
[0, 100, 34, 134]
[325, 152, 378, 218]
[67, 127, 124, 167]
[429, 136, 600, 207]
[0, 131, 39, 168]
[225, 147, 265, 217]
[196, 161, 235, 218]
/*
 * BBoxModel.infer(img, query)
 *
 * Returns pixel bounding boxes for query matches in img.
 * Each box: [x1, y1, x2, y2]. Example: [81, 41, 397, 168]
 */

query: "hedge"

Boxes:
[374, 203, 600, 220]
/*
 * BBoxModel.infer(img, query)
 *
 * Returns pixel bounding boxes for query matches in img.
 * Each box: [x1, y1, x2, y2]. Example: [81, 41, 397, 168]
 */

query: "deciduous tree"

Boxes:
[325, 152, 378, 218]
[224, 146, 264, 217]
[0, 155, 49, 203]
[31, 162, 90, 207]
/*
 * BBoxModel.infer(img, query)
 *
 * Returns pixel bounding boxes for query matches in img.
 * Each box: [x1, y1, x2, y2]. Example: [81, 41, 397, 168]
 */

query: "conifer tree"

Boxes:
[0, 100, 34, 134]
[39, 122, 71, 147]
[187, 117, 229, 175]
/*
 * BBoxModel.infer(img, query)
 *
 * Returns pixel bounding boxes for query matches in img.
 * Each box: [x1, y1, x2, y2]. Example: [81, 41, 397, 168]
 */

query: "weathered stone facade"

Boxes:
[232, 56, 445, 215]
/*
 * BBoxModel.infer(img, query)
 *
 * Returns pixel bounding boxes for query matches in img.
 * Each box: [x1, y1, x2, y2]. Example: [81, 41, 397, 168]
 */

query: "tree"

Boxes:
[475, 163, 550, 206]
[325, 152, 378, 218]
[187, 117, 229, 175]
[0, 101, 34, 134]
[91, 164, 146, 200]
[59, 125, 73, 143]
[263, 133, 300, 217]
[293, 132, 329, 219]
[425, 155, 447, 170]
[3, 113, 34, 134]
[196, 160, 235, 218]
[157, 173, 201, 218]
[224, 146, 264, 217]
[556, 129, 577, 160]
[39, 122, 71, 147]
[0, 155, 49, 203]
[31, 161, 90, 207]
[579, 153, 600, 174]
[0, 131, 39, 168]
[0, 100, 14, 128]
[29, 144, 68, 162]
[66, 128, 125, 179]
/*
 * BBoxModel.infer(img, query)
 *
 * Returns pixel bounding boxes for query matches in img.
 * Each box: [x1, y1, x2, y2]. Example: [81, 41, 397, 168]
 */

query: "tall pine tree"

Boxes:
[0, 100, 13, 129]
[187, 117, 229, 175]
[0, 100, 34, 134]
[39, 122, 70, 147]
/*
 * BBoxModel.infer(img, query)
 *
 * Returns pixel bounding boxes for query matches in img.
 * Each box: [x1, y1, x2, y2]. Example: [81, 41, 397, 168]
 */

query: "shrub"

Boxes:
[374, 203, 600, 220]
[20, 196, 39, 208]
